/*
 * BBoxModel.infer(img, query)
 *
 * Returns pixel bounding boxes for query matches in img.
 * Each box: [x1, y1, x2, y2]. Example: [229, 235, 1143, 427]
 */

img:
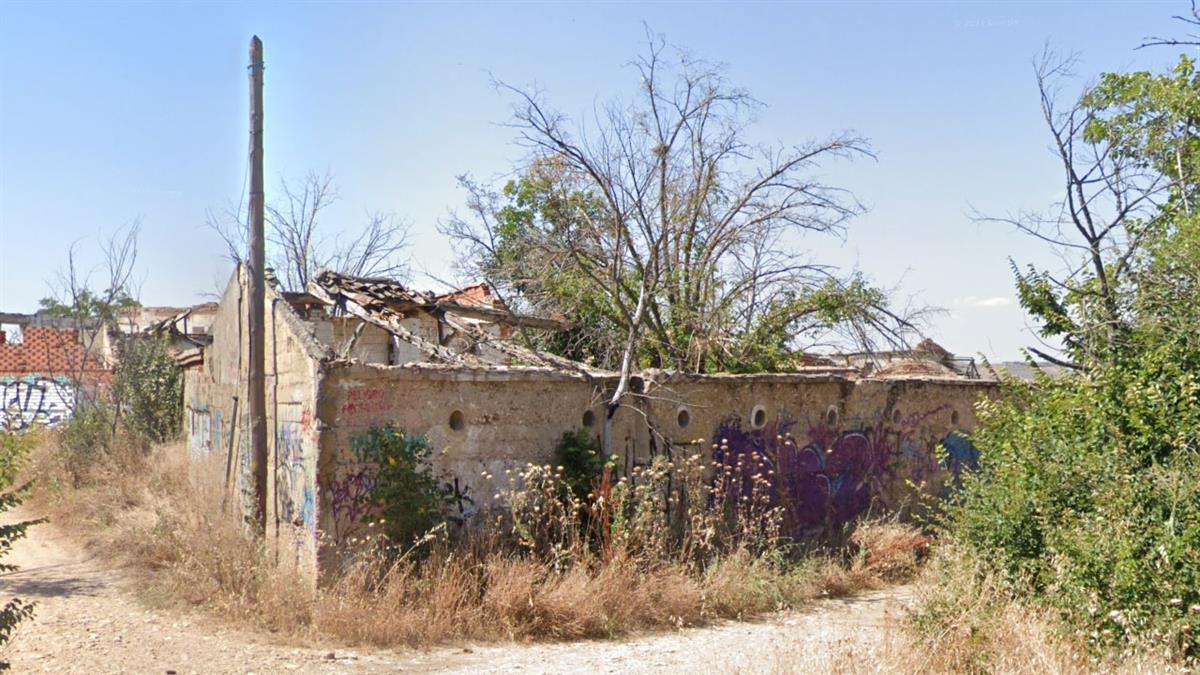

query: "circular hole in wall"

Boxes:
[582, 409, 596, 428]
[751, 405, 767, 429]
[677, 408, 691, 429]
[825, 406, 839, 427]
[951, 410, 960, 426]
[449, 410, 466, 431]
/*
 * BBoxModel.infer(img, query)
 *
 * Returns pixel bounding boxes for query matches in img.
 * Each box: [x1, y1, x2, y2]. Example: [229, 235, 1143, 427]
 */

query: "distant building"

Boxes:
[829, 338, 982, 380]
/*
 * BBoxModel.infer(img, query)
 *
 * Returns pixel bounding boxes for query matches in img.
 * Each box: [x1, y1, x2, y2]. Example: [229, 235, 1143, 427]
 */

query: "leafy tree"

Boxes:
[443, 33, 926, 399]
[113, 338, 183, 444]
[949, 33, 1200, 659]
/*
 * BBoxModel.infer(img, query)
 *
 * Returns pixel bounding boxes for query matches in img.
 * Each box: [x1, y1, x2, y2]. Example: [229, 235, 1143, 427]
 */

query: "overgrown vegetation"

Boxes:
[552, 428, 605, 502]
[346, 424, 451, 547]
[113, 337, 183, 444]
[749, 545, 1180, 674]
[49, 336, 184, 488]
[24, 426, 927, 648]
[913, 15, 1200, 668]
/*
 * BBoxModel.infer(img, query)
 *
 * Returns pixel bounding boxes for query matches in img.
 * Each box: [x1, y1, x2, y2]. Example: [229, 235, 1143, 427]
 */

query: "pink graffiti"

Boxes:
[340, 387, 392, 417]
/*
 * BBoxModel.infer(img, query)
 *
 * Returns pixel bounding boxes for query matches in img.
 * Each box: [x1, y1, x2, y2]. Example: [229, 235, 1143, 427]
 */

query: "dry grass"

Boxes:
[26, 437, 315, 633]
[741, 545, 1186, 675]
[25, 436, 930, 649]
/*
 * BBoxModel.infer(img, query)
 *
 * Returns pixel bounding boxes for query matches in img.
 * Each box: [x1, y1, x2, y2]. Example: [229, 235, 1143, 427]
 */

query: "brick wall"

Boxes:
[0, 326, 109, 382]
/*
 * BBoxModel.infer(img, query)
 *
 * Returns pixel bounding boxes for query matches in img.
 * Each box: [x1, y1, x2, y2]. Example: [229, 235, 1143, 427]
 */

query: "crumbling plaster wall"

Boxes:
[183, 266, 330, 580]
[312, 362, 995, 576]
[637, 372, 989, 537]
[315, 363, 619, 570]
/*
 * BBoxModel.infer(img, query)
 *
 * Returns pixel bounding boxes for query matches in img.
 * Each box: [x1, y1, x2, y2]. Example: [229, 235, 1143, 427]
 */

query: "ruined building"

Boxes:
[0, 304, 217, 430]
[182, 266, 995, 582]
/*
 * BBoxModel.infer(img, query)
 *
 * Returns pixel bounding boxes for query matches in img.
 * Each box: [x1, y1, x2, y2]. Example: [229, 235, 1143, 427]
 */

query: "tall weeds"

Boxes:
[25, 437, 927, 648]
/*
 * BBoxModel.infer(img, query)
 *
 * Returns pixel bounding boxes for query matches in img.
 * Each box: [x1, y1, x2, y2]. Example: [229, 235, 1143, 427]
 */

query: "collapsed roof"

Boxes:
[303, 270, 599, 374]
[272, 270, 984, 381]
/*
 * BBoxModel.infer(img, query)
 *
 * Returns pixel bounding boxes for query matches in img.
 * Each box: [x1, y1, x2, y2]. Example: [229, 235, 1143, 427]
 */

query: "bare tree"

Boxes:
[209, 171, 410, 292]
[974, 50, 1171, 367]
[1140, 1, 1200, 49]
[40, 223, 141, 405]
[443, 31, 926, 430]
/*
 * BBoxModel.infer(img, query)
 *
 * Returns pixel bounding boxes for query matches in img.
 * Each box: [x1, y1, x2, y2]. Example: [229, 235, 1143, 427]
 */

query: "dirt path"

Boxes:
[0, 516, 912, 674]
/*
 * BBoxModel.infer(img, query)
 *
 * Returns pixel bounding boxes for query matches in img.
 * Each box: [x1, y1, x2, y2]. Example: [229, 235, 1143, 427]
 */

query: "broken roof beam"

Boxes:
[315, 269, 565, 331]
[436, 301, 566, 331]
[143, 307, 193, 336]
[438, 311, 595, 375]
[306, 281, 485, 366]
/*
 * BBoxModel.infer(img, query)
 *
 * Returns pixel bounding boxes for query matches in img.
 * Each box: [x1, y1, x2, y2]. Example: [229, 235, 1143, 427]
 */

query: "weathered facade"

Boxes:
[184, 266, 996, 582]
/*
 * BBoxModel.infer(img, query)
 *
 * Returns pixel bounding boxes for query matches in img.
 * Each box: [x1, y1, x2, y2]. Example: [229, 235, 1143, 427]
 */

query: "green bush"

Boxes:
[552, 428, 604, 501]
[948, 349, 1200, 658]
[57, 402, 115, 482]
[348, 424, 451, 548]
[0, 429, 42, 668]
[113, 337, 182, 444]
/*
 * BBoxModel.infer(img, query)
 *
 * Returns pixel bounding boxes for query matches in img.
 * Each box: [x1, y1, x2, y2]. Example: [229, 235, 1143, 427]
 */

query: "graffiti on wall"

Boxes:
[236, 415, 256, 525]
[339, 386, 392, 419]
[276, 414, 316, 533]
[322, 422, 484, 546]
[187, 405, 226, 458]
[0, 376, 75, 430]
[323, 439, 380, 545]
[188, 406, 212, 455]
[711, 405, 977, 539]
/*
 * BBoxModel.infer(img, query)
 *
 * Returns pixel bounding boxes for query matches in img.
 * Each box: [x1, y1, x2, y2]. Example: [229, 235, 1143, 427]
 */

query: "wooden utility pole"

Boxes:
[248, 35, 268, 534]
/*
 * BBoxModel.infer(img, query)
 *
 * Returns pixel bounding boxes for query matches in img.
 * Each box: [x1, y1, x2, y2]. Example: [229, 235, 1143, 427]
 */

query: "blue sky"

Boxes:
[0, 1, 1184, 359]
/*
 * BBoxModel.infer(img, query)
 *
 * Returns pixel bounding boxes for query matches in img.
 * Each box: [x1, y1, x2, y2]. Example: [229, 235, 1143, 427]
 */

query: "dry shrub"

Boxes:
[27, 437, 930, 649]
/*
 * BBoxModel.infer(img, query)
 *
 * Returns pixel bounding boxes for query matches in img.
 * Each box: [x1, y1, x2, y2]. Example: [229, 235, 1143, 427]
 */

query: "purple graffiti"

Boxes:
[712, 406, 974, 539]
[326, 468, 377, 530]
[713, 419, 889, 538]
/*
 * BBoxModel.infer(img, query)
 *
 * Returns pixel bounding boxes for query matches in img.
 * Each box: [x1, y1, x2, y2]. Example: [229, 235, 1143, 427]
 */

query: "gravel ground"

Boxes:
[0, 514, 912, 674]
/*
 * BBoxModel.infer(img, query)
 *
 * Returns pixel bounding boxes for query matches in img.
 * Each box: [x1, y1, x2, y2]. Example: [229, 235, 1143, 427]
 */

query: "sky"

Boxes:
[0, 1, 1187, 360]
